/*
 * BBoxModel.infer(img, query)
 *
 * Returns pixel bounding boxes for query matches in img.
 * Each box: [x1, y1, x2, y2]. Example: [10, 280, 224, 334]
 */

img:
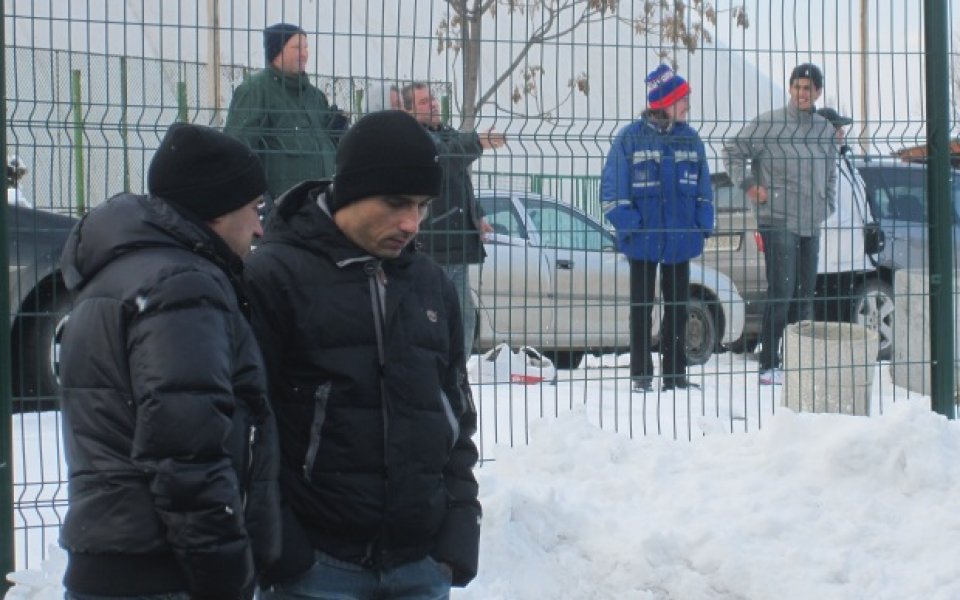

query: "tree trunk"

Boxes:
[460, 9, 481, 131]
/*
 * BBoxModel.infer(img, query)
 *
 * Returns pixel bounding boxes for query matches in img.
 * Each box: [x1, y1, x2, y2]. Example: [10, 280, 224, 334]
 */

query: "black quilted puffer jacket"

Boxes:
[58, 193, 281, 599]
[245, 181, 481, 588]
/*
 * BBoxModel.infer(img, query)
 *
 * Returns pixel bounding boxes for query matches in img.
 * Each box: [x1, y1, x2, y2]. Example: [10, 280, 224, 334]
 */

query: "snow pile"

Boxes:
[9, 400, 960, 599]
[456, 401, 960, 599]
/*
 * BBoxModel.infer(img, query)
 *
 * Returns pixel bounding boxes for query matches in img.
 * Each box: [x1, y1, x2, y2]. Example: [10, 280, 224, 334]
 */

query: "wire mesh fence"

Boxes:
[2, 0, 959, 573]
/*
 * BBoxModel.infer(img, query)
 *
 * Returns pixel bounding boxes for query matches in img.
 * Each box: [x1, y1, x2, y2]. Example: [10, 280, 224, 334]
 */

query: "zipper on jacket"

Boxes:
[242, 423, 258, 511]
[364, 260, 389, 452]
[429, 206, 462, 225]
[364, 259, 391, 566]
[303, 382, 332, 483]
[438, 389, 460, 452]
[365, 261, 388, 367]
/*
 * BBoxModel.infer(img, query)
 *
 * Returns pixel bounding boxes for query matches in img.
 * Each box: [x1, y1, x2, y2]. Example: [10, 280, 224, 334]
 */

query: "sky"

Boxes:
[6, 350, 959, 599]
[5, 0, 956, 208]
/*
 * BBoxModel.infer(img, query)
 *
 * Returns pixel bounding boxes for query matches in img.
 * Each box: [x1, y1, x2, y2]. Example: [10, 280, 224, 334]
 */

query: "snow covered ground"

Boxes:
[7, 351, 960, 599]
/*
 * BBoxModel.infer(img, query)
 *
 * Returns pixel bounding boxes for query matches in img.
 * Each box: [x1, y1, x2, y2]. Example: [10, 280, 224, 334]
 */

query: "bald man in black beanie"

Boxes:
[225, 22, 348, 203]
[58, 122, 280, 599]
[245, 111, 481, 599]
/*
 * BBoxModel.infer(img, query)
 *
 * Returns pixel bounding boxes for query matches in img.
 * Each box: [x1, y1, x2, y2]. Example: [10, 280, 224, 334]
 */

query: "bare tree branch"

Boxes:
[437, 0, 748, 130]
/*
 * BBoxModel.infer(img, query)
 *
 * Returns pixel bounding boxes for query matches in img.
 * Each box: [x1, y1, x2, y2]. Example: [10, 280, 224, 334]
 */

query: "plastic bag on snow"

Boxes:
[476, 343, 557, 385]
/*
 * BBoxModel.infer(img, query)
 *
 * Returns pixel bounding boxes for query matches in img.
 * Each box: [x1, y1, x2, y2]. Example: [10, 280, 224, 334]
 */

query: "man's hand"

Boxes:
[746, 184, 769, 204]
[479, 128, 506, 150]
[479, 218, 494, 241]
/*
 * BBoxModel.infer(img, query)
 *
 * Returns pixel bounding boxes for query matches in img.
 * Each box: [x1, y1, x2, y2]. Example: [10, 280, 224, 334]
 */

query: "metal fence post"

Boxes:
[177, 81, 188, 122]
[121, 56, 131, 192]
[924, 0, 956, 419]
[71, 69, 87, 214]
[0, 0, 17, 590]
[440, 94, 450, 127]
[354, 87, 364, 117]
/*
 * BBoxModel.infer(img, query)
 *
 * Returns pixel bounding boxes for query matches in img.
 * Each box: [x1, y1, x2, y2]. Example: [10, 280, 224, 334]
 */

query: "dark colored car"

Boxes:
[855, 160, 960, 359]
[6, 199, 77, 409]
[857, 159, 960, 272]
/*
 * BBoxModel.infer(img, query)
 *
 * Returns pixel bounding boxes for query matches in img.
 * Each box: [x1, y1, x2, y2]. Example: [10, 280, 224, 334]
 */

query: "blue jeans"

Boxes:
[758, 226, 820, 370]
[442, 264, 476, 359]
[259, 551, 451, 600]
[65, 593, 189, 600]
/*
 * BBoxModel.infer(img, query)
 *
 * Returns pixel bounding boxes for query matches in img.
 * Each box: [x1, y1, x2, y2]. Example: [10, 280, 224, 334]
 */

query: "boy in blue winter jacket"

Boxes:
[600, 65, 714, 392]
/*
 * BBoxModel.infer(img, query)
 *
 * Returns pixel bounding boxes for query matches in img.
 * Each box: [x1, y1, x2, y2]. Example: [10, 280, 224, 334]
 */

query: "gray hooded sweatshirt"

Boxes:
[723, 102, 838, 236]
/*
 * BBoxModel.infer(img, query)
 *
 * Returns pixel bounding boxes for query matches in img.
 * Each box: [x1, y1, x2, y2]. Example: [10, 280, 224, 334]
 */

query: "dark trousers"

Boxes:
[758, 227, 820, 371]
[629, 259, 690, 380]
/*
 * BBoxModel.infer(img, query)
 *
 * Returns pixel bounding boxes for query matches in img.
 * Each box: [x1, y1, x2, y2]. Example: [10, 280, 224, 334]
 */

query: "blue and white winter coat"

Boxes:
[601, 113, 714, 263]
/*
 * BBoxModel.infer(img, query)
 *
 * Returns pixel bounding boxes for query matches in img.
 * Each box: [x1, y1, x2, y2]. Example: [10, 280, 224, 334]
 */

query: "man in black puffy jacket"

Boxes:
[58, 123, 281, 599]
[246, 111, 481, 599]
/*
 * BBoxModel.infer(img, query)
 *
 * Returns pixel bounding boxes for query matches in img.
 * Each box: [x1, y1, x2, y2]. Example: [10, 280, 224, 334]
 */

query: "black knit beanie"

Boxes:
[264, 23, 305, 65]
[147, 123, 267, 221]
[789, 63, 824, 90]
[331, 111, 442, 212]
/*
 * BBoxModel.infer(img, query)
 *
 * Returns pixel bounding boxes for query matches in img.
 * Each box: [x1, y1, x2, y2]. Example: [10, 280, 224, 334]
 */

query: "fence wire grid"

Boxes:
[2, 0, 959, 572]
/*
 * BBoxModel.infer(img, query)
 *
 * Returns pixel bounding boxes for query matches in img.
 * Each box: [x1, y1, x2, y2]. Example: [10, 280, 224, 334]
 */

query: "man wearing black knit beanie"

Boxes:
[246, 110, 481, 599]
[225, 22, 348, 204]
[58, 122, 280, 599]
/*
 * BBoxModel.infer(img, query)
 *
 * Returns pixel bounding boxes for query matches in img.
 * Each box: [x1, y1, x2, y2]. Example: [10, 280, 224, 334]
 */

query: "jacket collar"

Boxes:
[786, 101, 814, 120]
[267, 66, 311, 91]
[262, 180, 416, 270]
[641, 109, 677, 133]
[61, 193, 245, 293]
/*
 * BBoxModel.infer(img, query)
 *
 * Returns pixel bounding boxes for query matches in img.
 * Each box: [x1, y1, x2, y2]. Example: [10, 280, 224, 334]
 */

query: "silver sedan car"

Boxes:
[468, 191, 745, 367]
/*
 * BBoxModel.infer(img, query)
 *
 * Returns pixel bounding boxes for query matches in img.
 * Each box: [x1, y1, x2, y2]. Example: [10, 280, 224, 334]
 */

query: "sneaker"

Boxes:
[759, 368, 784, 386]
[631, 377, 653, 393]
[661, 376, 700, 391]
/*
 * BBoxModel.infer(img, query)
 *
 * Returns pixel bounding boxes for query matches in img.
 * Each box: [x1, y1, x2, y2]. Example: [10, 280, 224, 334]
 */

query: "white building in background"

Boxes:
[3, 0, 938, 208]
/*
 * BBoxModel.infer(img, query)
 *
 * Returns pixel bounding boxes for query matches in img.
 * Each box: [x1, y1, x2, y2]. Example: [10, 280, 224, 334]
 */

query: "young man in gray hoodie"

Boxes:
[723, 63, 837, 385]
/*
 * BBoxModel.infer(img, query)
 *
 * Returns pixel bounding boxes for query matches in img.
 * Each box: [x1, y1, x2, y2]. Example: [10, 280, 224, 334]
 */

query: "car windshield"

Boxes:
[478, 195, 528, 239]
[860, 165, 960, 224]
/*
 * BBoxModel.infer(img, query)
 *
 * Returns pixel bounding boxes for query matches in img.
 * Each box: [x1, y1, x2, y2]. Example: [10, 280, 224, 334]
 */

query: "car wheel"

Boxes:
[543, 350, 585, 370]
[13, 290, 70, 409]
[685, 297, 718, 366]
[850, 278, 895, 360]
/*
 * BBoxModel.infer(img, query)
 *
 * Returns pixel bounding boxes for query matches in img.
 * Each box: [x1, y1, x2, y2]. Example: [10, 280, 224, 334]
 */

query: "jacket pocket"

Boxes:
[236, 391, 269, 510]
[303, 382, 332, 483]
[675, 151, 701, 195]
[241, 419, 259, 511]
[438, 389, 460, 452]
[631, 151, 662, 197]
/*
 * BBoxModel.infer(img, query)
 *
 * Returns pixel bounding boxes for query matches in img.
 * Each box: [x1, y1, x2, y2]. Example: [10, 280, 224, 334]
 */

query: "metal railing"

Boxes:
[2, 0, 957, 578]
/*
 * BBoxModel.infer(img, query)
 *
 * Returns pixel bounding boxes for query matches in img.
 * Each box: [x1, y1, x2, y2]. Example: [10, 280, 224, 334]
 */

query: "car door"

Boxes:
[698, 173, 766, 314]
[859, 164, 937, 271]
[518, 195, 628, 349]
[472, 193, 555, 347]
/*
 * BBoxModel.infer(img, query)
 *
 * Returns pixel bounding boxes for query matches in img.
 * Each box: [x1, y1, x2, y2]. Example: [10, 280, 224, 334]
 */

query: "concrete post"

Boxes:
[783, 320, 878, 416]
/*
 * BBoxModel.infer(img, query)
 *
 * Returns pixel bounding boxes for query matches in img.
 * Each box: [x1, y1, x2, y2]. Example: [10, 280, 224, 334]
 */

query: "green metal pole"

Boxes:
[177, 81, 188, 123]
[354, 87, 364, 117]
[530, 174, 543, 194]
[0, 0, 16, 589]
[923, 0, 956, 418]
[120, 56, 130, 192]
[71, 69, 86, 214]
[441, 94, 450, 127]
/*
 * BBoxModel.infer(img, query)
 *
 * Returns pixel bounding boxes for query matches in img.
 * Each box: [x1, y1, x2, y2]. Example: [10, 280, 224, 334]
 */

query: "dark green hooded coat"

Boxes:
[225, 67, 343, 199]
